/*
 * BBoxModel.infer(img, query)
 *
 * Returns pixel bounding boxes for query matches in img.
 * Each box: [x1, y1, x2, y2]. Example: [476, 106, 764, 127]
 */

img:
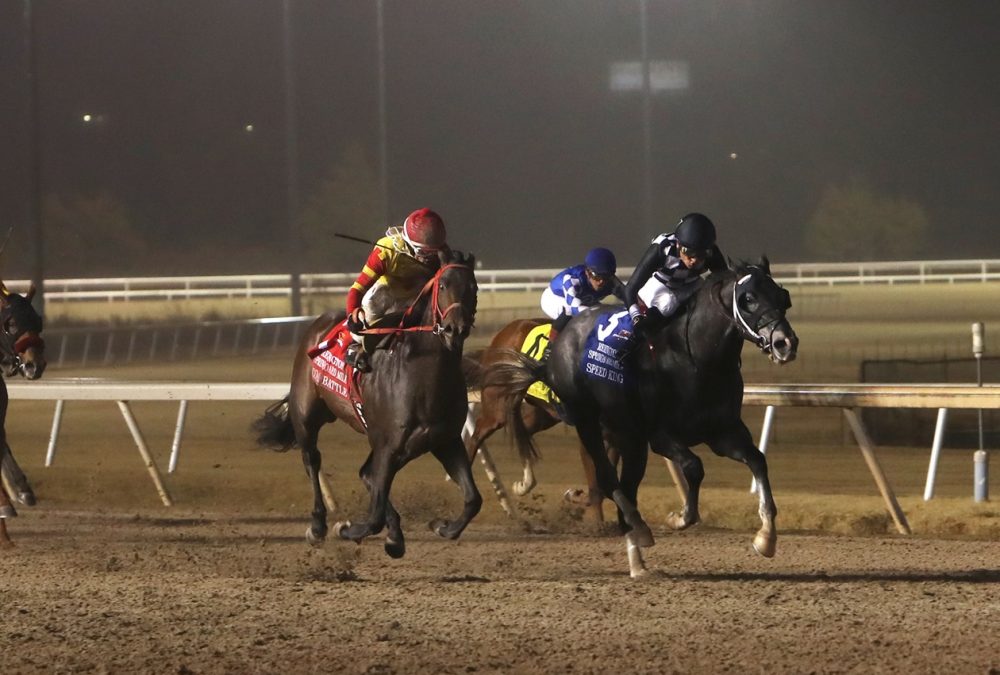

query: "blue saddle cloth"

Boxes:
[580, 309, 633, 387]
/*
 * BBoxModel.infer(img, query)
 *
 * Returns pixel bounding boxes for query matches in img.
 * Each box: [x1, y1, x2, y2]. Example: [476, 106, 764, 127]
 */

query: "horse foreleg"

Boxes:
[709, 424, 777, 558]
[336, 449, 395, 544]
[358, 452, 406, 558]
[430, 436, 483, 540]
[650, 432, 704, 531]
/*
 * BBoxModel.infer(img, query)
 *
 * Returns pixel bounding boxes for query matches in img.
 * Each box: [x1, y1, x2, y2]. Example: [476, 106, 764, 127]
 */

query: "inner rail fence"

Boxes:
[8, 258, 1000, 304]
[6, 380, 997, 532]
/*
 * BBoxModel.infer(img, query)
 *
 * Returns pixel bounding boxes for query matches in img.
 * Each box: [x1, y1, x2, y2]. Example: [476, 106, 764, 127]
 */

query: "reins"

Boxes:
[359, 263, 469, 338]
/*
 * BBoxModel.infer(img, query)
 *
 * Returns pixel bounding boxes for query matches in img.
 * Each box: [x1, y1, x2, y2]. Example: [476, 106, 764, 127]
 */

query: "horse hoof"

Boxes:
[305, 526, 326, 547]
[428, 518, 454, 539]
[0, 504, 17, 519]
[513, 481, 534, 497]
[630, 522, 654, 548]
[563, 488, 589, 505]
[16, 491, 36, 507]
[384, 538, 406, 559]
[752, 531, 777, 558]
[332, 521, 352, 540]
[665, 511, 699, 531]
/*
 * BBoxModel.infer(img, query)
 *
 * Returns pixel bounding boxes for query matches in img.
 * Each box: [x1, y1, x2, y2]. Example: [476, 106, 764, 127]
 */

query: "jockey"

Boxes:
[624, 212, 727, 340]
[540, 247, 626, 356]
[344, 207, 449, 372]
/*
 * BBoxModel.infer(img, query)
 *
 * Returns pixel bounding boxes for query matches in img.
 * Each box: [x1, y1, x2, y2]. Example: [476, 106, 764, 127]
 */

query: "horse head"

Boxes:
[0, 282, 46, 379]
[729, 257, 798, 364]
[427, 249, 478, 353]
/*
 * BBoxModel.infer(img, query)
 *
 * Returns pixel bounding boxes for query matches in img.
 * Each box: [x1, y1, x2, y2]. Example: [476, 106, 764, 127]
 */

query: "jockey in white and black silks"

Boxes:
[625, 212, 727, 336]
[344, 207, 449, 371]
[541, 247, 627, 335]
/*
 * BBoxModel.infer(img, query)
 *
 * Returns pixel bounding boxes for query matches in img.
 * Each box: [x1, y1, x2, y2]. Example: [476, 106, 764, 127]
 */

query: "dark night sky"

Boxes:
[1, 0, 999, 275]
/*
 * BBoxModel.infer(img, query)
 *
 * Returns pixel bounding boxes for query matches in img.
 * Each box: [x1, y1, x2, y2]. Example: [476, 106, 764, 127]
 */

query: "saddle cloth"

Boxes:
[309, 320, 367, 428]
[580, 309, 633, 387]
[519, 323, 561, 405]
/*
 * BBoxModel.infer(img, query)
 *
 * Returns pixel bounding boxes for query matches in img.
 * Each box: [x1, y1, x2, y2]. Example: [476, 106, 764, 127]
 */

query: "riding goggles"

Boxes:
[679, 246, 708, 260]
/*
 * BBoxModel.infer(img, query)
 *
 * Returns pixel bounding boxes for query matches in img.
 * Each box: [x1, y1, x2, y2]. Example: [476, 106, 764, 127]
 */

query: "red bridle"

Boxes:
[361, 263, 470, 337]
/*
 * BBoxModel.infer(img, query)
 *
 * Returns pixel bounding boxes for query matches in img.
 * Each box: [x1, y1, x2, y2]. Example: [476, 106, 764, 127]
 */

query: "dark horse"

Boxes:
[483, 259, 797, 577]
[255, 251, 480, 558]
[0, 282, 46, 546]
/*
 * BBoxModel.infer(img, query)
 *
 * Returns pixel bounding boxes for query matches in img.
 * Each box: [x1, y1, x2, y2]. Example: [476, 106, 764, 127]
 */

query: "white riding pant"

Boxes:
[540, 287, 570, 320]
[636, 277, 699, 319]
[351, 282, 412, 343]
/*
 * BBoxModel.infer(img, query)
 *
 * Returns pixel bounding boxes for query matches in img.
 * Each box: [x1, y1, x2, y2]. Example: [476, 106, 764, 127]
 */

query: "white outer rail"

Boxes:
[7, 380, 997, 528]
[5, 258, 1000, 302]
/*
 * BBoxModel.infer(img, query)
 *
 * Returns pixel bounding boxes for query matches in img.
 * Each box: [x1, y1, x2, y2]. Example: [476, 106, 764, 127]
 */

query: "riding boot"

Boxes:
[345, 342, 371, 373]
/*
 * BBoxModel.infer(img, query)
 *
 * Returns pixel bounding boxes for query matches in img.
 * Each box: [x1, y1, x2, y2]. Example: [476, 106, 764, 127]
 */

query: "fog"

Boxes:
[1, 0, 998, 276]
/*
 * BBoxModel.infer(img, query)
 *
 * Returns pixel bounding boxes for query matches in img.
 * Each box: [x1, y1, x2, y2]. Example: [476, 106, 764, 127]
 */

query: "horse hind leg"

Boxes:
[295, 418, 330, 546]
[429, 436, 483, 540]
[708, 424, 777, 558]
[1, 442, 35, 507]
[0, 486, 15, 547]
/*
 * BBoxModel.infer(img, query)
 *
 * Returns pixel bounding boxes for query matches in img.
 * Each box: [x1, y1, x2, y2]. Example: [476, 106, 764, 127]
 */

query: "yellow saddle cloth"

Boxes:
[520, 323, 560, 404]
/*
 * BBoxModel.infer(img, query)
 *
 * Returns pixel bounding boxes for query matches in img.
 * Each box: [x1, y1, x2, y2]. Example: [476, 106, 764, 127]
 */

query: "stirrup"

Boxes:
[346, 343, 371, 373]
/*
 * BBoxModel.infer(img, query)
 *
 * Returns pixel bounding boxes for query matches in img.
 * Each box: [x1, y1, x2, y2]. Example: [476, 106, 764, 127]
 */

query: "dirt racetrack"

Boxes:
[3, 509, 999, 674]
[3, 357, 1000, 673]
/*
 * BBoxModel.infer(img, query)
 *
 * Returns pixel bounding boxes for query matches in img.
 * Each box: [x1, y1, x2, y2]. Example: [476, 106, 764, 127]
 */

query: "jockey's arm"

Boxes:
[624, 243, 664, 318]
[560, 273, 587, 316]
[609, 277, 628, 304]
[346, 245, 390, 322]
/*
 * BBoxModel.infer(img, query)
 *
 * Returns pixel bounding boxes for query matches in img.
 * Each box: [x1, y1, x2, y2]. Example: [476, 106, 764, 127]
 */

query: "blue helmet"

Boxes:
[584, 247, 617, 277]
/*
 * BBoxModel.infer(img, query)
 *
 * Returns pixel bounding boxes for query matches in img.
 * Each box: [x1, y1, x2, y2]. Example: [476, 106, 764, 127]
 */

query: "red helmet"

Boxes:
[402, 208, 447, 252]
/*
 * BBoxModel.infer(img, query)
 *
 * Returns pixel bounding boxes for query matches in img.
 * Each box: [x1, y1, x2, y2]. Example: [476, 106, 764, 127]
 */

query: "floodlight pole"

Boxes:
[282, 0, 303, 316]
[24, 0, 45, 313]
[638, 0, 654, 235]
[376, 0, 390, 226]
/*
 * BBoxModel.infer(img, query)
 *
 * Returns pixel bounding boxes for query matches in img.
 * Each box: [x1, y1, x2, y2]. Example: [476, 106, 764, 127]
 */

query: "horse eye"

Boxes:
[740, 293, 757, 310]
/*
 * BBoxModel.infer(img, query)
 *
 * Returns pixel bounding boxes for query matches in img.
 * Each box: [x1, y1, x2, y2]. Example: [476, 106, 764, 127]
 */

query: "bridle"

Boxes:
[362, 263, 474, 338]
[730, 271, 788, 354]
[0, 301, 45, 377]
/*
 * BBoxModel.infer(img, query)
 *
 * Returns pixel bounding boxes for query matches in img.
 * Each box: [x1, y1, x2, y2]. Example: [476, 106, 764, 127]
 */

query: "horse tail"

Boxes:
[252, 396, 297, 452]
[480, 349, 545, 462]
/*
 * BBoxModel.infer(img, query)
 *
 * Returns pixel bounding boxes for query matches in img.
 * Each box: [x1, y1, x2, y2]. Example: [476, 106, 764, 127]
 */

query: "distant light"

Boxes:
[82, 114, 93, 123]
[244, 124, 255, 133]
[729, 152, 739, 160]
[610, 60, 690, 93]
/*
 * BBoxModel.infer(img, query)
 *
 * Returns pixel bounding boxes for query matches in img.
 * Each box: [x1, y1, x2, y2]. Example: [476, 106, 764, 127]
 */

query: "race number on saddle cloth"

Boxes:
[518, 323, 560, 404]
[580, 309, 634, 387]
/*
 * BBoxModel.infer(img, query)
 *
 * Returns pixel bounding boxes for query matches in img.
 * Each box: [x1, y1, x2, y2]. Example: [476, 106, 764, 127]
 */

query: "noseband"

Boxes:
[731, 273, 785, 353]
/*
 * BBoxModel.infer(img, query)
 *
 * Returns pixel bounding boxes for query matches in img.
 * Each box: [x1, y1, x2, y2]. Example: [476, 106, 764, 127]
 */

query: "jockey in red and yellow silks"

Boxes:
[344, 208, 449, 371]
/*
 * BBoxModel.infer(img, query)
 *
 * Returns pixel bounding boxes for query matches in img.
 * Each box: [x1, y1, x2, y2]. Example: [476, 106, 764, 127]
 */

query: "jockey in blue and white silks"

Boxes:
[541, 247, 627, 334]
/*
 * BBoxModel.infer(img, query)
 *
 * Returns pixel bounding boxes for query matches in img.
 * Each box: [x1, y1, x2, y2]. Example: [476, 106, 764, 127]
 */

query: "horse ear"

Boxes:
[26, 284, 36, 302]
[757, 255, 771, 274]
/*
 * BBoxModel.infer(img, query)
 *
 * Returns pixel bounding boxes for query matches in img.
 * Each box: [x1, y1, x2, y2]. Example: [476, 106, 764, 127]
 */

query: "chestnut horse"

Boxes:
[465, 318, 614, 523]
[255, 251, 480, 558]
[0, 282, 46, 546]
